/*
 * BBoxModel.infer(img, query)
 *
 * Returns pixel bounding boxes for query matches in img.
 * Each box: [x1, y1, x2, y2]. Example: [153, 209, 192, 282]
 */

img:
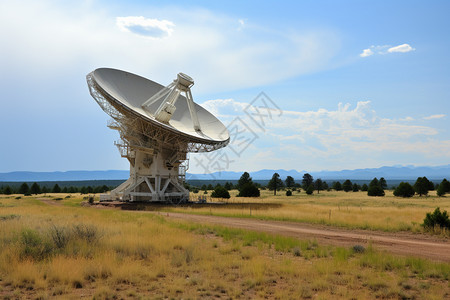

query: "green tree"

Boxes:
[332, 181, 342, 191]
[305, 184, 314, 195]
[379, 177, 387, 190]
[369, 178, 379, 188]
[30, 182, 41, 194]
[437, 179, 450, 197]
[367, 178, 384, 196]
[224, 182, 233, 190]
[237, 183, 260, 197]
[237, 172, 253, 190]
[322, 181, 329, 191]
[440, 179, 450, 193]
[436, 184, 446, 197]
[361, 184, 368, 191]
[314, 178, 323, 194]
[414, 177, 430, 196]
[52, 184, 61, 193]
[342, 180, 353, 192]
[268, 173, 284, 195]
[422, 207, 450, 230]
[211, 186, 230, 199]
[302, 173, 314, 190]
[207, 184, 214, 190]
[41, 186, 49, 194]
[286, 190, 292, 196]
[285, 176, 295, 188]
[19, 183, 30, 195]
[393, 182, 415, 197]
[352, 183, 360, 192]
[4, 185, 12, 195]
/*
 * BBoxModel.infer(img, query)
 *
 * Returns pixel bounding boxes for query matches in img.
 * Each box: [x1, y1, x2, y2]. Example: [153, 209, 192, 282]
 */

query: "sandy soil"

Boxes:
[161, 212, 450, 262]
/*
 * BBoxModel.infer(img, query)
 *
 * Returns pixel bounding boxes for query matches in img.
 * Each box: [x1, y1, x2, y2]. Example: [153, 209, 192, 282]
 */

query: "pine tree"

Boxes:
[268, 173, 284, 195]
[342, 180, 353, 192]
[19, 183, 30, 195]
[285, 176, 295, 188]
[30, 182, 41, 195]
[314, 178, 323, 194]
[52, 184, 61, 193]
[302, 173, 314, 190]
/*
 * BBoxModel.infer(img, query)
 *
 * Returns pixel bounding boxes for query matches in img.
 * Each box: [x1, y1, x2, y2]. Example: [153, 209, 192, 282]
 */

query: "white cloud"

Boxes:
[237, 19, 245, 31]
[189, 99, 449, 172]
[400, 116, 414, 122]
[116, 16, 175, 38]
[359, 48, 373, 57]
[0, 1, 341, 94]
[423, 114, 445, 120]
[388, 43, 415, 53]
[360, 43, 415, 58]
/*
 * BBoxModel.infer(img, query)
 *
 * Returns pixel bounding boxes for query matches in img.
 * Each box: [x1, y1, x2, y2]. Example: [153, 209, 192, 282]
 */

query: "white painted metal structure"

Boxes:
[87, 68, 229, 203]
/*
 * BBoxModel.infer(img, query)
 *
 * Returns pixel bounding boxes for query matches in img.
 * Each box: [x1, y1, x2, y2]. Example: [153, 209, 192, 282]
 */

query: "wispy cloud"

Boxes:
[388, 43, 415, 53]
[360, 43, 415, 58]
[423, 114, 445, 120]
[0, 1, 341, 94]
[116, 16, 175, 39]
[193, 99, 449, 172]
[360, 48, 373, 57]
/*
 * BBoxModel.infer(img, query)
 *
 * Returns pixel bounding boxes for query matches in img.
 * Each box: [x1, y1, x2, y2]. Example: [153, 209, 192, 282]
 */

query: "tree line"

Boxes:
[189, 172, 450, 199]
[0, 182, 111, 196]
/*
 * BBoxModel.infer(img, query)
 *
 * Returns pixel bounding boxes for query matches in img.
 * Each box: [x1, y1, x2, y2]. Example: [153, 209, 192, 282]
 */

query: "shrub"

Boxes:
[306, 184, 314, 195]
[211, 186, 230, 199]
[367, 185, 385, 197]
[73, 224, 101, 244]
[361, 184, 368, 191]
[20, 229, 53, 260]
[393, 182, 415, 197]
[286, 190, 292, 196]
[50, 224, 70, 249]
[352, 245, 365, 253]
[237, 183, 260, 197]
[422, 207, 450, 230]
[193, 188, 199, 194]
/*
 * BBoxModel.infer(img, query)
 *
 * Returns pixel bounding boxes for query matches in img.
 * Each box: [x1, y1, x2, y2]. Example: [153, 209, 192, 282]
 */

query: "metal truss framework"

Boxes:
[87, 72, 229, 203]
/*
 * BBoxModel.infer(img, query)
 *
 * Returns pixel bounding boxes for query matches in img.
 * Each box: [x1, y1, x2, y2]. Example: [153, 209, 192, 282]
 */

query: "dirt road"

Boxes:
[162, 212, 450, 262]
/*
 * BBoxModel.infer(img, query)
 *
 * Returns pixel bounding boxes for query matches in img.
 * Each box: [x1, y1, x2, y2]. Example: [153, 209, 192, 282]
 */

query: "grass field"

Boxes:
[0, 194, 449, 299]
[159, 189, 450, 234]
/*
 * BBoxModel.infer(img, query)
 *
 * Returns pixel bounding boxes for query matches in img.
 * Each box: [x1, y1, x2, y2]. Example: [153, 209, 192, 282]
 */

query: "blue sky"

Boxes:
[0, 0, 449, 173]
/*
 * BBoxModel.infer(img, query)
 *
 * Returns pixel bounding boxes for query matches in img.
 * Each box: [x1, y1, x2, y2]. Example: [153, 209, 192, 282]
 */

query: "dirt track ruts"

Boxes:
[161, 212, 450, 262]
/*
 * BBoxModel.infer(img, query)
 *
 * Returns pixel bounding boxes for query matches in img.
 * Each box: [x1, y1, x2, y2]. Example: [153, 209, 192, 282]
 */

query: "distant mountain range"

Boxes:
[1, 165, 450, 182]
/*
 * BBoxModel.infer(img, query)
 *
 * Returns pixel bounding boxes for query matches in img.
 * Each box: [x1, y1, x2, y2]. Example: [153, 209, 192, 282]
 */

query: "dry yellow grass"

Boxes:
[169, 189, 450, 232]
[0, 194, 449, 299]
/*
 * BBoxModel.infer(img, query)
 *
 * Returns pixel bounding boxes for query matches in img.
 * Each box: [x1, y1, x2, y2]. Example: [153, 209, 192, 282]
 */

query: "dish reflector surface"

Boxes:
[91, 68, 229, 143]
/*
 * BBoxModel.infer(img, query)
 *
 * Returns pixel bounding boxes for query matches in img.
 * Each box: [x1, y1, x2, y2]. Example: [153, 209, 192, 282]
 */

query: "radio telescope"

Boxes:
[86, 68, 230, 203]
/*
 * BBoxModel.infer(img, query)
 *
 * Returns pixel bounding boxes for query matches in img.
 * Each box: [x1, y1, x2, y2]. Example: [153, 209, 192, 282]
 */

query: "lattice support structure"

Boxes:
[87, 72, 227, 203]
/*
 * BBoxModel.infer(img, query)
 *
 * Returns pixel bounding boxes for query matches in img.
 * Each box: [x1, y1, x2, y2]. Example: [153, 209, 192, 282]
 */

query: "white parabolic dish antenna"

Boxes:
[87, 68, 230, 203]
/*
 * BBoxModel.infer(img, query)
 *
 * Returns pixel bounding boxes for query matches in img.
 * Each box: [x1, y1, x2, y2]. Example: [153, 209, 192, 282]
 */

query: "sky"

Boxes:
[0, 0, 449, 174]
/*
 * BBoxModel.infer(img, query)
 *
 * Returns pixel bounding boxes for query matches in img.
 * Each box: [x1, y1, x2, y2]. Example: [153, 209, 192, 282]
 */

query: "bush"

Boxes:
[73, 224, 101, 244]
[237, 183, 260, 197]
[306, 184, 314, 195]
[352, 245, 365, 253]
[393, 182, 415, 197]
[367, 185, 385, 197]
[50, 225, 70, 249]
[20, 229, 53, 260]
[286, 190, 292, 196]
[422, 207, 450, 230]
[211, 186, 230, 199]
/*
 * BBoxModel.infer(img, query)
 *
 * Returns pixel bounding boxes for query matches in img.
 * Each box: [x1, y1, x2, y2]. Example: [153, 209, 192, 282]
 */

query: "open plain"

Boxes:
[0, 191, 449, 299]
